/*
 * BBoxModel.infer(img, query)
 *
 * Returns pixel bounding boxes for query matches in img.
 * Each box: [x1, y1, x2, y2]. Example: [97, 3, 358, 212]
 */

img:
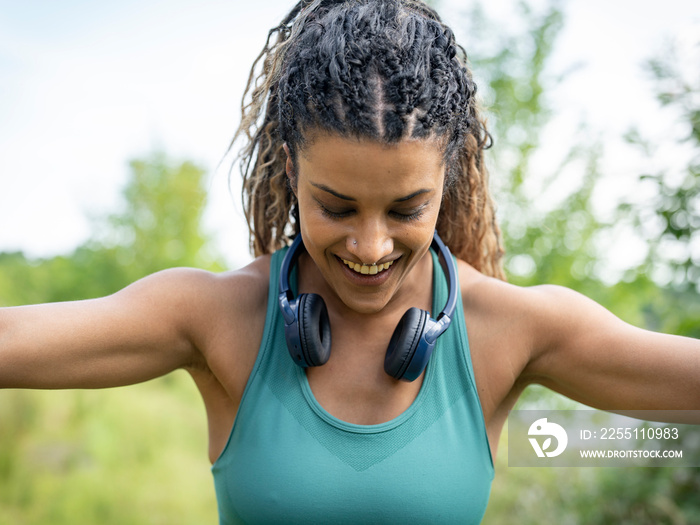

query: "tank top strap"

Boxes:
[236, 246, 292, 403]
[429, 248, 494, 471]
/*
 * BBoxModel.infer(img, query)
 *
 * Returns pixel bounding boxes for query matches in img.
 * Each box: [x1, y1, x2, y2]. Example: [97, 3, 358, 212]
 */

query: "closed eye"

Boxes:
[319, 204, 354, 219]
[390, 209, 425, 222]
[318, 204, 428, 222]
[390, 202, 429, 222]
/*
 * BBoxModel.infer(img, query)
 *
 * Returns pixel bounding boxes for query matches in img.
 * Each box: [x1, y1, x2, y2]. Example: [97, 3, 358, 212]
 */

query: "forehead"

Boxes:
[296, 132, 445, 190]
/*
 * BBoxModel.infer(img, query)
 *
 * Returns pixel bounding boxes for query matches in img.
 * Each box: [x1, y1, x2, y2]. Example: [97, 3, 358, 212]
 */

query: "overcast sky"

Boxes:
[1, 0, 698, 267]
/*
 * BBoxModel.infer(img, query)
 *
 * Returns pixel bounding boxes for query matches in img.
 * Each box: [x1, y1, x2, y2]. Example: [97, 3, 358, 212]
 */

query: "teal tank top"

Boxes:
[212, 248, 494, 524]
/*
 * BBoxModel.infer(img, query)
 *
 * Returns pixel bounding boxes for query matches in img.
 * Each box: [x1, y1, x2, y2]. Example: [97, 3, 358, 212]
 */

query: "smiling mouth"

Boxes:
[340, 258, 395, 275]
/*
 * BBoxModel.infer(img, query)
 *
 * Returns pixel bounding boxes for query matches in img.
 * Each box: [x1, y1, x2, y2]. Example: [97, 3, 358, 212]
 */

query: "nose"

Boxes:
[346, 220, 394, 264]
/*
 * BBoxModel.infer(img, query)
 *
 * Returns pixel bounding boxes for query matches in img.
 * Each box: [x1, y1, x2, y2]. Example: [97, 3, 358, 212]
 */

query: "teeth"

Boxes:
[341, 258, 394, 275]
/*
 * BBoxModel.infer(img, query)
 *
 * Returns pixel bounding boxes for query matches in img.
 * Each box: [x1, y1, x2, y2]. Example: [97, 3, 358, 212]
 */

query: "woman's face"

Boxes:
[288, 131, 446, 315]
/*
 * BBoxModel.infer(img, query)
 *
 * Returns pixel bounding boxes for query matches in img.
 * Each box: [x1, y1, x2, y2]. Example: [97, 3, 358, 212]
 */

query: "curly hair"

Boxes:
[231, 0, 505, 279]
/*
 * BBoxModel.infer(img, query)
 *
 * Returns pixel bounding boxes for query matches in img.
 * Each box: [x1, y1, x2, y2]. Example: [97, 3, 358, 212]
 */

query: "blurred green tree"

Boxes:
[0, 153, 223, 524]
[620, 42, 700, 297]
[0, 153, 225, 306]
[560, 37, 700, 525]
[101, 154, 225, 282]
[464, 1, 609, 295]
[613, 39, 700, 342]
[452, 1, 700, 523]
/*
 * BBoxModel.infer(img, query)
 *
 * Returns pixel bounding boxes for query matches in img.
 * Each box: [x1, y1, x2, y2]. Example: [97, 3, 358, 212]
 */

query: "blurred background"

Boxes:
[0, 0, 698, 523]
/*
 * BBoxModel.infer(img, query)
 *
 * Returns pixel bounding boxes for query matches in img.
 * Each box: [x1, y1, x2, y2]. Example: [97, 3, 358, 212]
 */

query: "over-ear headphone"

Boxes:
[278, 231, 458, 382]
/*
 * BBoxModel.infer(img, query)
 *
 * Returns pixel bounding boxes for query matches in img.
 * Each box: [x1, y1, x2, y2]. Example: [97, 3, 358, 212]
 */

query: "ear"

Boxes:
[282, 143, 298, 194]
[282, 143, 294, 175]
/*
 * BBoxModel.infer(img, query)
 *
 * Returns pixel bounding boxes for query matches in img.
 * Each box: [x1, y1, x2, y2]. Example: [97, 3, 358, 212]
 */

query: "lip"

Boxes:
[335, 255, 399, 286]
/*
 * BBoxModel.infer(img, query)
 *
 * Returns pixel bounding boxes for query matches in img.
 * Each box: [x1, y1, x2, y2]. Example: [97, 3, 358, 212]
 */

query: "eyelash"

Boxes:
[319, 205, 425, 222]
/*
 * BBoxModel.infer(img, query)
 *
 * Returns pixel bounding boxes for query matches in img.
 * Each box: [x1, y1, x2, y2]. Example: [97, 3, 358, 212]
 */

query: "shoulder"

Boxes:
[176, 255, 273, 343]
[455, 259, 536, 323]
[453, 260, 572, 390]
[204, 254, 272, 313]
[455, 258, 583, 328]
[454, 258, 615, 379]
[118, 255, 273, 365]
[119, 255, 272, 321]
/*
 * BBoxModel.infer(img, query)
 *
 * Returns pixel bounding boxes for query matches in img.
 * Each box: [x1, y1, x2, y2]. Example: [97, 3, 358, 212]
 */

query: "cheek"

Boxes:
[405, 201, 441, 239]
[298, 198, 326, 234]
[297, 204, 340, 256]
[296, 194, 319, 235]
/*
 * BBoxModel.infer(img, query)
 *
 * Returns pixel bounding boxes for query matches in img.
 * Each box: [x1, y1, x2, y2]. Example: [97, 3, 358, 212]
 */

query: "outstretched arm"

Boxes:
[520, 285, 700, 415]
[0, 268, 213, 389]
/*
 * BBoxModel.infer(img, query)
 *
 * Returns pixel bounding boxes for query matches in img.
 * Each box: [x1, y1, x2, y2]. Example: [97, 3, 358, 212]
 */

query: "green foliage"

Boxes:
[457, 1, 611, 300]
[0, 153, 222, 523]
[0, 153, 225, 306]
[618, 42, 700, 296]
[554, 36, 700, 525]
[458, 2, 700, 524]
[0, 374, 217, 525]
[102, 154, 225, 281]
[467, 1, 564, 182]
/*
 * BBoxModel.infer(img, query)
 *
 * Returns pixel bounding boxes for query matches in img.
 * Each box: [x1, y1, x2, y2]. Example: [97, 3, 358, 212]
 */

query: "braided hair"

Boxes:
[231, 0, 505, 279]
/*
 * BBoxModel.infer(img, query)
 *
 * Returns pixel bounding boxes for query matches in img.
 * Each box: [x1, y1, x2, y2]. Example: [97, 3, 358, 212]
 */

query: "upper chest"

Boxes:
[201, 255, 530, 452]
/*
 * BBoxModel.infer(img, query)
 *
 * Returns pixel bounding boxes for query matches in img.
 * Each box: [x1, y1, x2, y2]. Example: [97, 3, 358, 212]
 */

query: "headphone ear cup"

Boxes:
[297, 293, 332, 367]
[384, 307, 428, 380]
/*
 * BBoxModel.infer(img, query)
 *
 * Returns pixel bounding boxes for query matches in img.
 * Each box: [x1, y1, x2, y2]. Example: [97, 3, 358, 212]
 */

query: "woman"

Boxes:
[1, 0, 698, 523]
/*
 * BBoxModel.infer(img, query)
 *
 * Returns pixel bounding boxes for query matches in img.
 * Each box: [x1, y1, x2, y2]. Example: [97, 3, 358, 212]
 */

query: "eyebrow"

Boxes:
[310, 182, 432, 202]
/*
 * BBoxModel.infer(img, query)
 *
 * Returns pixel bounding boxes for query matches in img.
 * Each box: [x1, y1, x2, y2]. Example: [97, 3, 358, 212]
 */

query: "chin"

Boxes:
[346, 301, 387, 315]
[336, 289, 393, 316]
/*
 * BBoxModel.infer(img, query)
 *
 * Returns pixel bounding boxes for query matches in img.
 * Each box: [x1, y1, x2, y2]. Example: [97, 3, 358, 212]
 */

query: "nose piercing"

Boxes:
[352, 240, 357, 245]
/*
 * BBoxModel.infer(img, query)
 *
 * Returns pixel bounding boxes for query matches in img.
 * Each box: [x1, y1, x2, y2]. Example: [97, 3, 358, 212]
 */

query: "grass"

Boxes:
[0, 371, 218, 525]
